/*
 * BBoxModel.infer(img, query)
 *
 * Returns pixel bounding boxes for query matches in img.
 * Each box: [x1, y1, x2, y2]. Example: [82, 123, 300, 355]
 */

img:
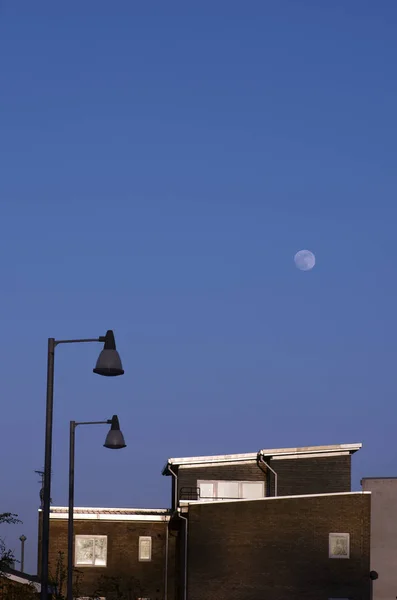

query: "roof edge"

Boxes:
[40, 506, 170, 514]
[162, 443, 363, 474]
[180, 490, 370, 507]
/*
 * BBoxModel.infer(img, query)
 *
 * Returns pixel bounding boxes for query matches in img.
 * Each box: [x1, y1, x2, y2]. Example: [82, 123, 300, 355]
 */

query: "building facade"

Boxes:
[38, 508, 174, 599]
[40, 442, 371, 600]
[361, 477, 397, 600]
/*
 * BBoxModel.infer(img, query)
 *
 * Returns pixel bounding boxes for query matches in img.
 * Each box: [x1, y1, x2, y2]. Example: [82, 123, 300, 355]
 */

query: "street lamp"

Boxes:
[19, 535, 27, 572]
[40, 330, 124, 600]
[67, 415, 126, 600]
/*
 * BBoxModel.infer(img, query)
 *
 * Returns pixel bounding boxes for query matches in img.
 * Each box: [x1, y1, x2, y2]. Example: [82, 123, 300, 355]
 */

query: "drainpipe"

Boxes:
[258, 452, 278, 497]
[166, 464, 178, 600]
[178, 509, 188, 600]
[164, 522, 169, 600]
[168, 464, 178, 509]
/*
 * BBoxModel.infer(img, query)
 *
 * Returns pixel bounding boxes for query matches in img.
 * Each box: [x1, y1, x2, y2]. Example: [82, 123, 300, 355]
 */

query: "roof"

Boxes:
[162, 443, 362, 475]
[361, 477, 397, 480]
[45, 506, 171, 522]
[2, 567, 41, 592]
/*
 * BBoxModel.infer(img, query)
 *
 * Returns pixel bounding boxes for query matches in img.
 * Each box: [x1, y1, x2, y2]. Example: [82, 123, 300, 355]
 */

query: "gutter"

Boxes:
[164, 522, 169, 600]
[178, 509, 188, 600]
[168, 464, 178, 510]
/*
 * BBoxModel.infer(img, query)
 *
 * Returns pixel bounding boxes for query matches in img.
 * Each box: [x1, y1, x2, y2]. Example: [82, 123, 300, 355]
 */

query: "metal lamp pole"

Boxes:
[40, 331, 124, 600]
[19, 535, 27, 573]
[67, 416, 126, 600]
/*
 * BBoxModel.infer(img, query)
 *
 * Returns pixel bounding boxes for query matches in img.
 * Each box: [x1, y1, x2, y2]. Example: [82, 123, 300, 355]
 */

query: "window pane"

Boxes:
[241, 482, 264, 499]
[199, 482, 214, 499]
[75, 538, 94, 565]
[94, 537, 107, 566]
[217, 481, 239, 499]
[139, 536, 152, 561]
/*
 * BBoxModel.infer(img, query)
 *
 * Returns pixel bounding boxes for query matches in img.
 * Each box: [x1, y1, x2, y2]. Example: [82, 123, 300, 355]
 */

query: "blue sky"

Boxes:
[1, 0, 397, 573]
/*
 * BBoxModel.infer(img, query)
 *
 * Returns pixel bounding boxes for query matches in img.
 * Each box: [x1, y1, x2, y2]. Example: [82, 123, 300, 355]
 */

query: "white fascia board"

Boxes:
[49, 512, 170, 522]
[166, 443, 362, 469]
[258, 443, 362, 458]
[47, 506, 169, 514]
[167, 452, 257, 466]
[179, 490, 371, 507]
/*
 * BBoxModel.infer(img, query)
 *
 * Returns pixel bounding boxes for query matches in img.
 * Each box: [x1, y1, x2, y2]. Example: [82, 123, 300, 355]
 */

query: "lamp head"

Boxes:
[93, 330, 124, 377]
[104, 415, 126, 449]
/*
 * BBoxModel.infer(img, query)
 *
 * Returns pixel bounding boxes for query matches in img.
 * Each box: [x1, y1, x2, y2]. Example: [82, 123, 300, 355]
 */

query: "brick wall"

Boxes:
[267, 454, 352, 496]
[44, 517, 174, 599]
[187, 492, 371, 600]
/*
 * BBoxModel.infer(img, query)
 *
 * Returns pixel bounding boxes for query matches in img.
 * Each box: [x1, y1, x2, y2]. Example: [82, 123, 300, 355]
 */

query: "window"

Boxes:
[198, 481, 215, 498]
[329, 533, 350, 559]
[217, 481, 239, 499]
[241, 482, 265, 499]
[139, 536, 152, 561]
[75, 535, 107, 567]
[198, 480, 264, 500]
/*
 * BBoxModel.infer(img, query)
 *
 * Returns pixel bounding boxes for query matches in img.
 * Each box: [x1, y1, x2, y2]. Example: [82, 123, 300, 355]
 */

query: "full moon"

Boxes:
[294, 249, 316, 271]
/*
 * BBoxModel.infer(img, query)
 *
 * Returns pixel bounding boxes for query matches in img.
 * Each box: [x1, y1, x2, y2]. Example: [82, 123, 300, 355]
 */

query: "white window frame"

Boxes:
[198, 480, 265, 500]
[329, 533, 350, 559]
[74, 535, 108, 567]
[139, 536, 152, 561]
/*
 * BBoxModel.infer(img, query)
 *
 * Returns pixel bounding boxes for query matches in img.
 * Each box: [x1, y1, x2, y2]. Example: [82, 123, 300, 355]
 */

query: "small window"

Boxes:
[329, 533, 350, 559]
[75, 535, 107, 567]
[139, 536, 152, 561]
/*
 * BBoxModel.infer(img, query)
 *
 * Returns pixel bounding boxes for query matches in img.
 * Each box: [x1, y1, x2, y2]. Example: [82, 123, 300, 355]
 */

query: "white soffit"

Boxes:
[178, 459, 256, 469]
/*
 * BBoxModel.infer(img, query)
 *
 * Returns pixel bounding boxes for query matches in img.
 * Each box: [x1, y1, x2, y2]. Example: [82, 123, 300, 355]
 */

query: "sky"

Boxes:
[1, 0, 397, 574]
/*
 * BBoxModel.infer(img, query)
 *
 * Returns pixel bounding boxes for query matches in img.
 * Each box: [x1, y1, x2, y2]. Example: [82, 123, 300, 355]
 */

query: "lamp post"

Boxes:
[19, 535, 26, 572]
[67, 415, 126, 600]
[40, 330, 124, 600]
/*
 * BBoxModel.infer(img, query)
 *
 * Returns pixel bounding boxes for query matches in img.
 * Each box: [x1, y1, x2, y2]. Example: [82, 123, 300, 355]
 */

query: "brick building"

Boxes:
[40, 442, 371, 600]
[38, 508, 174, 599]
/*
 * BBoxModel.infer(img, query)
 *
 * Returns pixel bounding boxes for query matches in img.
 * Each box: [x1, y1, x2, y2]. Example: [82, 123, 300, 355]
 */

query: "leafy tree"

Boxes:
[48, 551, 83, 600]
[0, 513, 21, 574]
[48, 551, 66, 600]
[0, 579, 39, 599]
[0, 512, 39, 598]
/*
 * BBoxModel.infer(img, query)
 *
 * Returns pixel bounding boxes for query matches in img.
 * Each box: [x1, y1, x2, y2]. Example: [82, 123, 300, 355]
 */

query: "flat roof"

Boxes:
[44, 506, 171, 522]
[3, 568, 41, 592]
[162, 443, 362, 475]
[361, 477, 397, 480]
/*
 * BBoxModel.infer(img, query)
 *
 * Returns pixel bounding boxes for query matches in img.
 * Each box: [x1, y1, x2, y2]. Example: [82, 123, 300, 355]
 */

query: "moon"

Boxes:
[294, 249, 316, 271]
